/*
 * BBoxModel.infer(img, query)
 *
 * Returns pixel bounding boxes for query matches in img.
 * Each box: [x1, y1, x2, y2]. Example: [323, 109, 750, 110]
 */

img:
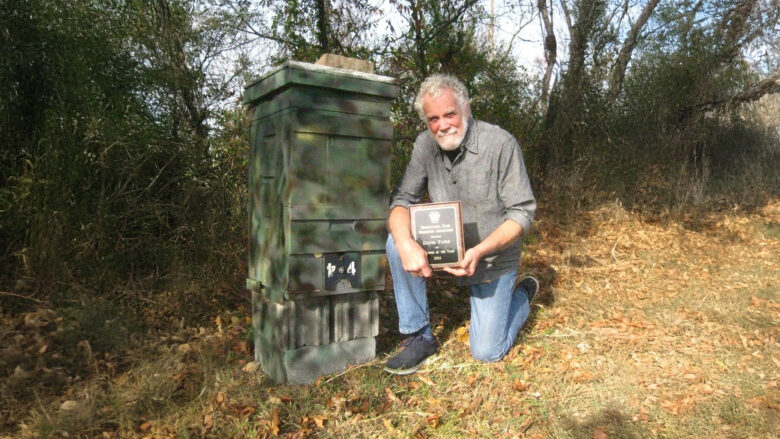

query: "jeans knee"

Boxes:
[470, 343, 505, 363]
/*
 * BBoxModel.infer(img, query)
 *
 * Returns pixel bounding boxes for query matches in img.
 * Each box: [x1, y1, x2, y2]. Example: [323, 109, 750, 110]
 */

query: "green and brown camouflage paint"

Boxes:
[244, 61, 399, 383]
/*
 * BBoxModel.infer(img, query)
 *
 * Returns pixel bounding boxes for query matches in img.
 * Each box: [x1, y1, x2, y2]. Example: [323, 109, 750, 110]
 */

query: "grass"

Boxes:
[2, 199, 778, 438]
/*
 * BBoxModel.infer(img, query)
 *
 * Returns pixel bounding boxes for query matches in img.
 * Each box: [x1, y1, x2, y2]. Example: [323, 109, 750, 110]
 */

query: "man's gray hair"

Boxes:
[413, 74, 470, 120]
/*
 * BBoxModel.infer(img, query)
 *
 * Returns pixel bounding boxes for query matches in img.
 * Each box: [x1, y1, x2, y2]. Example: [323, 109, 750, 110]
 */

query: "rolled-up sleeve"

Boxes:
[388, 138, 429, 210]
[498, 137, 536, 233]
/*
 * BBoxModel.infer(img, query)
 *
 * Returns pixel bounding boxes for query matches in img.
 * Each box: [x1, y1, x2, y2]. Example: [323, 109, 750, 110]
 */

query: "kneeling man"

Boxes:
[385, 74, 538, 375]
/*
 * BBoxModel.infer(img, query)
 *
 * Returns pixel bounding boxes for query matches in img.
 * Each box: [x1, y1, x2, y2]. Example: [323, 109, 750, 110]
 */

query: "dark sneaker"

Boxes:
[518, 275, 540, 302]
[384, 334, 438, 375]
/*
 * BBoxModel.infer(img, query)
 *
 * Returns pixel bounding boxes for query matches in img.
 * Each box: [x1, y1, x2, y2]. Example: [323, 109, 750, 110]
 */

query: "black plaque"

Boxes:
[409, 201, 465, 269]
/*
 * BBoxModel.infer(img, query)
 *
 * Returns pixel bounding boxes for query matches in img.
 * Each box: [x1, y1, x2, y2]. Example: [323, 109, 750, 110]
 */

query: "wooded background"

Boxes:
[1, 0, 778, 310]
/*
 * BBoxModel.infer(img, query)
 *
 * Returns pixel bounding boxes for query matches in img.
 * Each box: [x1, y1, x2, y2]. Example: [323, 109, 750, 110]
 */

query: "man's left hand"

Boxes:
[442, 247, 482, 277]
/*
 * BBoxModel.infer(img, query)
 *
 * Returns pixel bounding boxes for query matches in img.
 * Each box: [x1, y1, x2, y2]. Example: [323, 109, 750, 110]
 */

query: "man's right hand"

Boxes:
[396, 238, 433, 278]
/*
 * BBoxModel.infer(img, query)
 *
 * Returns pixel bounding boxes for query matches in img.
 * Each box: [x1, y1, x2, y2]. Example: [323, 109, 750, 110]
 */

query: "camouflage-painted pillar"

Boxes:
[243, 61, 399, 383]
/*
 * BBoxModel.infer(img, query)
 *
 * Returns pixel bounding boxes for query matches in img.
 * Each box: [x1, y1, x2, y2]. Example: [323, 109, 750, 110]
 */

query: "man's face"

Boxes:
[422, 87, 469, 151]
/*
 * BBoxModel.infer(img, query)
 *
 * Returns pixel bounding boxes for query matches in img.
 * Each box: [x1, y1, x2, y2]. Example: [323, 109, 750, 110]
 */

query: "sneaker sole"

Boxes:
[383, 355, 435, 375]
[518, 275, 539, 303]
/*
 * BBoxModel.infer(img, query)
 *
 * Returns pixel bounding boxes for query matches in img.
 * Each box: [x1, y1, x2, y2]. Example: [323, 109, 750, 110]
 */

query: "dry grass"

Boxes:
[3, 199, 778, 438]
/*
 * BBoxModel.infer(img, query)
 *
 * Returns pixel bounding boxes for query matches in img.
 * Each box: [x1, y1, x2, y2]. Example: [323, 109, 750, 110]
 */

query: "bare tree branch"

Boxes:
[607, 0, 661, 99]
[559, 0, 574, 37]
[423, 0, 480, 45]
[680, 70, 780, 115]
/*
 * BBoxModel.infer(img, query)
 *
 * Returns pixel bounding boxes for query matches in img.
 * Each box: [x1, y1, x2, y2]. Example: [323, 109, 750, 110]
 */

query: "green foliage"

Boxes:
[1, 0, 776, 317]
[233, 0, 380, 63]
[538, 0, 780, 209]
[0, 0, 248, 309]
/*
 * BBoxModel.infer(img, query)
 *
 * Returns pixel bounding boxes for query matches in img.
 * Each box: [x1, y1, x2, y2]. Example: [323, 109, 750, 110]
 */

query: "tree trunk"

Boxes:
[410, 0, 428, 76]
[607, 0, 661, 99]
[539, 0, 556, 115]
[314, 0, 329, 53]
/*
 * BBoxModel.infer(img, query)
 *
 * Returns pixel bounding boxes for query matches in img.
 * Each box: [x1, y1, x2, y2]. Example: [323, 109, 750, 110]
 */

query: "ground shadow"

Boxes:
[560, 407, 652, 439]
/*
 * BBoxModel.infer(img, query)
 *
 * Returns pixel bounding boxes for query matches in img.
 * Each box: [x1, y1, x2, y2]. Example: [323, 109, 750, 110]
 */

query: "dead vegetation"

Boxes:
[1, 199, 778, 438]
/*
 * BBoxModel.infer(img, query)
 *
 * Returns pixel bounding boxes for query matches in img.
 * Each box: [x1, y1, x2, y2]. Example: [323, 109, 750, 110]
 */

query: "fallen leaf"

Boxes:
[636, 406, 650, 422]
[593, 425, 608, 439]
[270, 407, 280, 435]
[512, 380, 529, 392]
[698, 384, 714, 395]
[302, 414, 328, 430]
[522, 345, 544, 361]
[215, 392, 226, 404]
[139, 421, 152, 432]
[347, 397, 369, 413]
[12, 366, 28, 379]
[60, 400, 79, 411]
[456, 325, 470, 344]
[242, 361, 260, 373]
[236, 340, 251, 355]
[519, 416, 534, 432]
[746, 396, 768, 409]
[426, 413, 440, 428]
[468, 396, 482, 413]
[326, 395, 345, 410]
[239, 405, 256, 418]
[382, 418, 395, 433]
[571, 369, 595, 383]
[385, 387, 400, 403]
[660, 395, 696, 414]
[417, 374, 435, 386]
[467, 373, 479, 387]
[310, 414, 327, 428]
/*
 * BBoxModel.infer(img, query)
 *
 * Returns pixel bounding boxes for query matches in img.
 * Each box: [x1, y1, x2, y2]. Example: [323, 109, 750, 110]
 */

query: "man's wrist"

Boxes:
[470, 243, 487, 260]
[395, 235, 418, 249]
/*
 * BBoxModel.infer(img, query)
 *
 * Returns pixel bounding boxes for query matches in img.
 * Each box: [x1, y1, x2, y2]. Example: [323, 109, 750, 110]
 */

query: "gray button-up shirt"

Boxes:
[390, 118, 537, 285]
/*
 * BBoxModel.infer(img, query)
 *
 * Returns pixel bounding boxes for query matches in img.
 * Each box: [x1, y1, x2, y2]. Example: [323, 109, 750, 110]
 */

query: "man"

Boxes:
[384, 74, 538, 375]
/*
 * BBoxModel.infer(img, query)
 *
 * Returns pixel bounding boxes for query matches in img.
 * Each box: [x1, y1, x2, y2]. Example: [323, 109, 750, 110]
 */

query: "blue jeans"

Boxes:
[386, 235, 531, 362]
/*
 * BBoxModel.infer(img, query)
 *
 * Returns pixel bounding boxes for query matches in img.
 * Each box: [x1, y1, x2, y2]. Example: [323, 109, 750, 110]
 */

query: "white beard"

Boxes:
[434, 117, 468, 151]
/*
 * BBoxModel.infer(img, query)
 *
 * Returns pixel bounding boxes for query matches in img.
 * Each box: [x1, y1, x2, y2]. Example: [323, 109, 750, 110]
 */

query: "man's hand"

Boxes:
[388, 206, 433, 278]
[397, 238, 433, 278]
[442, 247, 482, 277]
[441, 219, 523, 278]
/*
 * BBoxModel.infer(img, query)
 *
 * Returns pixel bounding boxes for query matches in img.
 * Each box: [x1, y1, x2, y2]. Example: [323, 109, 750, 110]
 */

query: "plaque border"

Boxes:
[409, 201, 465, 269]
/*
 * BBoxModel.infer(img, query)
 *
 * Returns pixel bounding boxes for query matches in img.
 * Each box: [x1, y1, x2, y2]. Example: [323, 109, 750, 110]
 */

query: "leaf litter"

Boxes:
[2, 200, 778, 437]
